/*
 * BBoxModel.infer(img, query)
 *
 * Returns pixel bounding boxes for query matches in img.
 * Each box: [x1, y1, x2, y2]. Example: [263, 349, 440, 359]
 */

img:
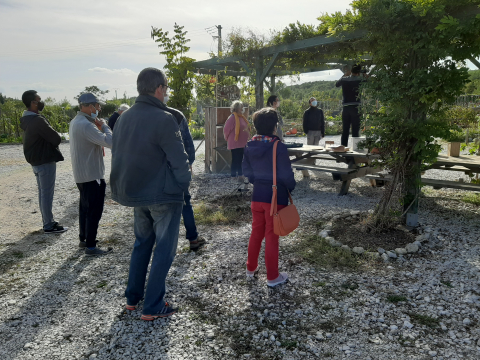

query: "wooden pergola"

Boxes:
[192, 30, 368, 109]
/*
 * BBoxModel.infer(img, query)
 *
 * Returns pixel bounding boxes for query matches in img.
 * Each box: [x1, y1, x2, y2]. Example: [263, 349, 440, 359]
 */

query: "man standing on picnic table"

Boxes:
[301, 97, 325, 177]
[336, 64, 367, 147]
[110, 67, 191, 320]
[20, 90, 68, 234]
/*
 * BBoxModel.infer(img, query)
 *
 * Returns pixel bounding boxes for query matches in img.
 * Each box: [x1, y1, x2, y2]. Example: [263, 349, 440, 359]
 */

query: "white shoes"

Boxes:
[246, 266, 259, 278]
[267, 272, 289, 287]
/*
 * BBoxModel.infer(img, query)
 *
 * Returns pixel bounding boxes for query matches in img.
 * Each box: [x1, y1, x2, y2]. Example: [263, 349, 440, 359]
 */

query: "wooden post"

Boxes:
[255, 56, 264, 110]
[204, 108, 211, 173]
[271, 75, 276, 94]
[211, 108, 217, 172]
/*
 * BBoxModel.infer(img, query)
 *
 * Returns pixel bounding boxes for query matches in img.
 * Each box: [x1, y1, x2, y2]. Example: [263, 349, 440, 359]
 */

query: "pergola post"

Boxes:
[255, 56, 264, 110]
[271, 75, 276, 94]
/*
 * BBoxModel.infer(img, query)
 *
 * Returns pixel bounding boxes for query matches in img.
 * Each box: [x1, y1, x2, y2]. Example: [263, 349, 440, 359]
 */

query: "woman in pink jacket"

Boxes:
[223, 100, 250, 179]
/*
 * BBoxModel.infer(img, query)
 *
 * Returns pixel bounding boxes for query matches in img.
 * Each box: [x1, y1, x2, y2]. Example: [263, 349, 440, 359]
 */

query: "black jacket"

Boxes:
[108, 112, 120, 130]
[20, 113, 64, 166]
[302, 107, 325, 136]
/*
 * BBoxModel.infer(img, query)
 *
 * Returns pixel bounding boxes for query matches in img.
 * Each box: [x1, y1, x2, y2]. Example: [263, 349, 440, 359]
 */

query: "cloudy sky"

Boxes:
[0, 0, 478, 104]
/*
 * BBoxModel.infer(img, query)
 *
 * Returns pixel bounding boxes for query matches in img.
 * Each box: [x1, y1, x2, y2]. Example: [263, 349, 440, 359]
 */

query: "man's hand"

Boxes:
[95, 118, 107, 129]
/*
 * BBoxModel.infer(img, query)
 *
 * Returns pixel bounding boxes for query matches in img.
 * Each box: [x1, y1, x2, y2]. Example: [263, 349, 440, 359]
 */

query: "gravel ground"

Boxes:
[0, 138, 479, 360]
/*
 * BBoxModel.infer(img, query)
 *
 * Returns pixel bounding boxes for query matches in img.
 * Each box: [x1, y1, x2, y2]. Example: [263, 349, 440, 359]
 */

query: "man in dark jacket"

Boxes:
[336, 64, 366, 146]
[301, 97, 325, 177]
[164, 106, 206, 251]
[20, 90, 68, 234]
[110, 67, 191, 321]
[107, 104, 130, 130]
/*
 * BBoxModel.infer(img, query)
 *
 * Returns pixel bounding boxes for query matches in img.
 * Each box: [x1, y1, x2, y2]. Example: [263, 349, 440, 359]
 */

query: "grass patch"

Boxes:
[280, 340, 297, 350]
[12, 251, 24, 259]
[104, 237, 119, 245]
[462, 193, 480, 206]
[387, 295, 408, 303]
[96, 280, 108, 288]
[313, 282, 326, 287]
[294, 235, 361, 269]
[409, 313, 440, 328]
[194, 195, 251, 225]
[440, 280, 453, 288]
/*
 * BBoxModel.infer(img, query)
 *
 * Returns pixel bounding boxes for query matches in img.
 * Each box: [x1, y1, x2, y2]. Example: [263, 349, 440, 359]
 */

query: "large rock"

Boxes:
[325, 237, 342, 247]
[405, 243, 419, 253]
[381, 253, 389, 262]
[387, 251, 397, 259]
[395, 248, 407, 255]
[341, 245, 351, 252]
[352, 247, 365, 255]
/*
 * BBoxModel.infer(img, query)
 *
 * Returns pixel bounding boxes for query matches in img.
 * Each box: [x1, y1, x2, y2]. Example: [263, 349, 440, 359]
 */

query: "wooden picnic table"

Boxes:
[287, 145, 382, 195]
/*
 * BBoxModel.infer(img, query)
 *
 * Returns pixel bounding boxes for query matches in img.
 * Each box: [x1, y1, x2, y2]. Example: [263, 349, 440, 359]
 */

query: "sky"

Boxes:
[0, 0, 478, 104]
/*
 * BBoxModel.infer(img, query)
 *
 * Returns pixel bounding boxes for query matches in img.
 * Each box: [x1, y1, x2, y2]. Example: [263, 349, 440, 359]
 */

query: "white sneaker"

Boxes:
[246, 266, 259, 278]
[267, 272, 288, 287]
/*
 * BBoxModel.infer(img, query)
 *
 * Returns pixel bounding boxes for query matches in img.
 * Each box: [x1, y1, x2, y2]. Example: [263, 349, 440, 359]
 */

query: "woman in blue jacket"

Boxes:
[242, 108, 296, 287]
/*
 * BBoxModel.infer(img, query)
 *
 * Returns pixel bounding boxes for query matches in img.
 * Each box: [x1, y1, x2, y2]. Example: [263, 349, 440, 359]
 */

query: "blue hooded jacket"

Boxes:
[242, 136, 296, 205]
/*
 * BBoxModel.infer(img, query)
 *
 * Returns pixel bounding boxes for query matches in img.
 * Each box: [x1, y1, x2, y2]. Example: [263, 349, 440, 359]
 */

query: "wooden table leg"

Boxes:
[296, 154, 311, 178]
[339, 179, 351, 196]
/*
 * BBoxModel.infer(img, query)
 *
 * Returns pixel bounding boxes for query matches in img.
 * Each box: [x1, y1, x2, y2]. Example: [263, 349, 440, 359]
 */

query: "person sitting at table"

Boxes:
[242, 107, 296, 287]
[224, 100, 250, 181]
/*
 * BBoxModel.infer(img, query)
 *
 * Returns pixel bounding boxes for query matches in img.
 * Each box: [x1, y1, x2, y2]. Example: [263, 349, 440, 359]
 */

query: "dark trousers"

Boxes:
[182, 190, 198, 241]
[341, 106, 361, 147]
[231, 148, 244, 177]
[76, 179, 106, 247]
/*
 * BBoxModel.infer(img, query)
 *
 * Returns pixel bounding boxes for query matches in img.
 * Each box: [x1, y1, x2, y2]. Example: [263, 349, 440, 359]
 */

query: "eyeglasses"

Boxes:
[159, 84, 170, 90]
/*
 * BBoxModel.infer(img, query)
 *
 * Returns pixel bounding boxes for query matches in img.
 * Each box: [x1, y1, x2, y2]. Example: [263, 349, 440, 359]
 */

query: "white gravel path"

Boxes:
[0, 139, 479, 360]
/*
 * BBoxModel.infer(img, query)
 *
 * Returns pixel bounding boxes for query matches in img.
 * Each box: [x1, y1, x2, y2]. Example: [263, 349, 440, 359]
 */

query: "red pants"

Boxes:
[246, 201, 286, 281]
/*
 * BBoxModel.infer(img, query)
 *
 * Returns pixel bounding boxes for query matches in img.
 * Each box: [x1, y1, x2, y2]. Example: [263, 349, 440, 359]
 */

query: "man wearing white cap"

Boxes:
[108, 104, 130, 131]
[69, 93, 113, 256]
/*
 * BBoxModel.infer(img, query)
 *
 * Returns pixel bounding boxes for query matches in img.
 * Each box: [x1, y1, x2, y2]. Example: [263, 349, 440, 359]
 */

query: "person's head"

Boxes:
[22, 90, 44, 112]
[118, 104, 130, 115]
[253, 107, 278, 136]
[230, 100, 244, 114]
[342, 64, 352, 76]
[309, 97, 317, 107]
[78, 93, 105, 118]
[352, 64, 362, 75]
[266, 95, 280, 109]
[137, 67, 169, 103]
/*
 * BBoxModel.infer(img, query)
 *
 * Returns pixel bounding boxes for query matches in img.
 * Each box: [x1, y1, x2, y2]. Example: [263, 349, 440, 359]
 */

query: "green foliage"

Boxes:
[317, 0, 480, 228]
[463, 70, 480, 94]
[188, 121, 204, 140]
[445, 106, 478, 128]
[74, 86, 109, 101]
[151, 23, 195, 118]
[462, 193, 480, 205]
[387, 295, 408, 303]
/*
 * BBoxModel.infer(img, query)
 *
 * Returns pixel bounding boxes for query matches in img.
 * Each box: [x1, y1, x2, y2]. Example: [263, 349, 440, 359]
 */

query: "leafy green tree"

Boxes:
[318, 0, 480, 229]
[151, 23, 195, 117]
[74, 86, 109, 101]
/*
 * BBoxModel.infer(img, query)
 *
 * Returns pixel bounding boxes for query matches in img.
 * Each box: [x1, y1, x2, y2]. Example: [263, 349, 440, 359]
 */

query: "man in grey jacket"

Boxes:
[110, 67, 191, 320]
[69, 93, 113, 255]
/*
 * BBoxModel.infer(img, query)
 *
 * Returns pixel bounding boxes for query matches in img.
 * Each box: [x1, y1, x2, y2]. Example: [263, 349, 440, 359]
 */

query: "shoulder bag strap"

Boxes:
[270, 140, 279, 216]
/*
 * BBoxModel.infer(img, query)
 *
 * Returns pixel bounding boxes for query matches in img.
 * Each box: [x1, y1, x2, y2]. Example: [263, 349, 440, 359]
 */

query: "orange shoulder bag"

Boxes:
[270, 140, 300, 236]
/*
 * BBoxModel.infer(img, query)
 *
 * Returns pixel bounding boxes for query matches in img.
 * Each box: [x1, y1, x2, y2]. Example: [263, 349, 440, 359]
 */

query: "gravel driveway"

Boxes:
[0, 139, 479, 360]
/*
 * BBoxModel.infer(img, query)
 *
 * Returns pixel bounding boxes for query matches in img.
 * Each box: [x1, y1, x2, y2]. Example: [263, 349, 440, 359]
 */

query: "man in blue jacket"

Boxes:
[110, 67, 191, 320]
[164, 106, 206, 251]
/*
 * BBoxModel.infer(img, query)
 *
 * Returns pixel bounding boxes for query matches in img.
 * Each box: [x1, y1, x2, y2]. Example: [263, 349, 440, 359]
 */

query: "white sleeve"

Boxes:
[83, 122, 113, 149]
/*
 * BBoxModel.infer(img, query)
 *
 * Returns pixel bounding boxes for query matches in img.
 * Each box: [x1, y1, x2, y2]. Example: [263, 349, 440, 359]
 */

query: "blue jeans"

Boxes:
[125, 202, 182, 315]
[182, 191, 198, 241]
[31, 162, 56, 230]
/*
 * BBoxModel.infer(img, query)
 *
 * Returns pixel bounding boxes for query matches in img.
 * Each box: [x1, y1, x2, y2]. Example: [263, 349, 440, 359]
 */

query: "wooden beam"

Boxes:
[257, 30, 366, 57]
[196, 68, 247, 77]
[255, 56, 264, 110]
[470, 57, 480, 70]
[237, 60, 252, 75]
[271, 75, 276, 94]
[259, 53, 279, 84]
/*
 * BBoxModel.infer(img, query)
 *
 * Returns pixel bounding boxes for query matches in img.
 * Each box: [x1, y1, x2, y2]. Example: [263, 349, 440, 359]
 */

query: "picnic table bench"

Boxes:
[287, 145, 382, 195]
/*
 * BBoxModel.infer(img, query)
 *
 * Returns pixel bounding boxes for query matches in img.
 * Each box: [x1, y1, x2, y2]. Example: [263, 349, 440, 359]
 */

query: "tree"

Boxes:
[151, 23, 195, 117]
[317, 0, 480, 229]
[74, 86, 109, 101]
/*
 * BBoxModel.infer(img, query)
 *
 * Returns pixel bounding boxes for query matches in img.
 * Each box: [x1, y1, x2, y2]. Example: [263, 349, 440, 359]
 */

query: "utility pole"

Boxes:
[215, 25, 222, 57]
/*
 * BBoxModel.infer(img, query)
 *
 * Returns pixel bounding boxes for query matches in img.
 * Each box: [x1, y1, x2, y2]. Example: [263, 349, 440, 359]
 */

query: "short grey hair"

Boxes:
[118, 104, 130, 111]
[230, 100, 243, 113]
[137, 67, 167, 95]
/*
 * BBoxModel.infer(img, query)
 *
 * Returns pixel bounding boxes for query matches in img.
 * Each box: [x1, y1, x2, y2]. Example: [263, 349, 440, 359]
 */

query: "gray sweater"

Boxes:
[69, 111, 113, 183]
